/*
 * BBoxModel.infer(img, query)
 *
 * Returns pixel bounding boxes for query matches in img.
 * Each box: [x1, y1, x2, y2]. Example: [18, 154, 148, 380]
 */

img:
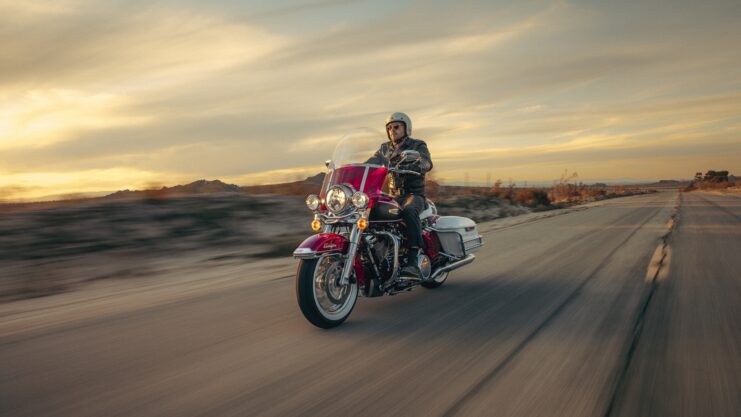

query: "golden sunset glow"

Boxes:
[1, 1, 740, 201]
[0, 167, 165, 201]
[0, 89, 149, 150]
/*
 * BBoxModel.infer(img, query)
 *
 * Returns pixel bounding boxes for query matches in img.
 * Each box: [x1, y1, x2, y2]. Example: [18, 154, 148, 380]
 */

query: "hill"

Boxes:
[106, 179, 241, 200]
[241, 173, 325, 196]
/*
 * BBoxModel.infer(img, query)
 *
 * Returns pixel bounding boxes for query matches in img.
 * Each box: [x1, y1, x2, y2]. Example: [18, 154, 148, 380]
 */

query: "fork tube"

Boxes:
[340, 224, 361, 285]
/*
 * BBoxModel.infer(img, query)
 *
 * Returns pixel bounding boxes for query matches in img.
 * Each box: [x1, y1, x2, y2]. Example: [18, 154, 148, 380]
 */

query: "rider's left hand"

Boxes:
[399, 162, 423, 173]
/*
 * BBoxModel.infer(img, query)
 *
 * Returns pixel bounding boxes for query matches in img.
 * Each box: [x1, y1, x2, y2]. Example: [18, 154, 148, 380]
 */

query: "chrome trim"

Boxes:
[311, 253, 357, 320]
[465, 236, 484, 252]
[429, 254, 475, 281]
[437, 251, 459, 260]
[293, 247, 320, 259]
[339, 224, 362, 286]
[326, 184, 352, 214]
[418, 253, 431, 280]
[339, 163, 385, 169]
[305, 194, 320, 211]
[325, 169, 334, 193]
[318, 211, 360, 224]
[358, 165, 369, 194]
[351, 192, 369, 209]
[375, 231, 400, 286]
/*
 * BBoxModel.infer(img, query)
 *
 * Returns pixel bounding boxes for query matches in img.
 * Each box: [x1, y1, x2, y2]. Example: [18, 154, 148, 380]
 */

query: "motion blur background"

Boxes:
[1, 2, 740, 417]
[1, 0, 740, 201]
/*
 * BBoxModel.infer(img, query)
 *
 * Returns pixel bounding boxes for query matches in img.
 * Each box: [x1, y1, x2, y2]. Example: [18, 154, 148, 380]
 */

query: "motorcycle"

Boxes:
[293, 130, 483, 328]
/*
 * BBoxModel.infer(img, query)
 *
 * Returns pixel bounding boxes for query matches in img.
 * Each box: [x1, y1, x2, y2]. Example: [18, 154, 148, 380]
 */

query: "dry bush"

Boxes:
[699, 181, 734, 190]
[686, 170, 735, 191]
[512, 188, 551, 208]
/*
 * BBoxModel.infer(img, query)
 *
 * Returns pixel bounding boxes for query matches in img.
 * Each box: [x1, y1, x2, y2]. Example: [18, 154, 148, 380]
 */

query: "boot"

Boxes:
[400, 247, 422, 280]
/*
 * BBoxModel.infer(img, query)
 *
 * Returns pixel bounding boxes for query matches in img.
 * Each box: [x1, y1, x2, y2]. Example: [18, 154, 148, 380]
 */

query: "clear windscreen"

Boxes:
[330, 128, 387, 168]
[320, 129, 390, 197]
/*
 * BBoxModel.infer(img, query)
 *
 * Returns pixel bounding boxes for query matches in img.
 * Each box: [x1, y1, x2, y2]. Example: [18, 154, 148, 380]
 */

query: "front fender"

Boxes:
[293, 233, 350, 258]
[293, 232, 366, 289]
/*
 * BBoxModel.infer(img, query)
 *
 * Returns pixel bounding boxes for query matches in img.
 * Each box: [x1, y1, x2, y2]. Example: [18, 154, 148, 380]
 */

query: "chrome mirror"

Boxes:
[400, 150, 420, 161]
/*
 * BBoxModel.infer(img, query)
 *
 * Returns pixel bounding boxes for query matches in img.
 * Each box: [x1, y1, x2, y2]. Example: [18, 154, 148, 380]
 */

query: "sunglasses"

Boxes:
[387, 124, 404, 131]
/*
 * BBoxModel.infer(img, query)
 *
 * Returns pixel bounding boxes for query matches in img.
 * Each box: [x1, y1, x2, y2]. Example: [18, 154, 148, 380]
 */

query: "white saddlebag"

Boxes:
[433, 216, 483, 258]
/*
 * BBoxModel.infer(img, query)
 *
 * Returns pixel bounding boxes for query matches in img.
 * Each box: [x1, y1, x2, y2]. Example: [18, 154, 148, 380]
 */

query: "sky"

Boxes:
[1, 0, 740, 201]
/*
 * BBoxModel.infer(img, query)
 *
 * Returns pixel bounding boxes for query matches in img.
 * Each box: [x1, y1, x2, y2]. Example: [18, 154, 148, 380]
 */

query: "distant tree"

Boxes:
[703, 170, 729, 183]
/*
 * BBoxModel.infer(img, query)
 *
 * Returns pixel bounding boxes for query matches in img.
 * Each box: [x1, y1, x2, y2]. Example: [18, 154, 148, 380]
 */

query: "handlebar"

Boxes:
[389, 168, 422, 176]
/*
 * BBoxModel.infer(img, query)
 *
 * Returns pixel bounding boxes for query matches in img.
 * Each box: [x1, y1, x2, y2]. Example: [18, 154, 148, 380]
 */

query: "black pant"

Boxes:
[397, 194, 425, 249]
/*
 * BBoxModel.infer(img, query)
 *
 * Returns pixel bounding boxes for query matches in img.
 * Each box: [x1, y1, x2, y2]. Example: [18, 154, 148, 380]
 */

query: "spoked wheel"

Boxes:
[422, 271, 449, 289]
[296, 255, 358, 328]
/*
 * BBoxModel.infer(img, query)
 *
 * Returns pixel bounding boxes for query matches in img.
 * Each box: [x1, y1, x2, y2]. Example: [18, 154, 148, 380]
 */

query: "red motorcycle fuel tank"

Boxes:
[369, 194, 402, 222]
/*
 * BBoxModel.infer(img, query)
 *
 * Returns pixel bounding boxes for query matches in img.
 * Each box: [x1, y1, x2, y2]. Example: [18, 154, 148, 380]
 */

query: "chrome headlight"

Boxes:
[326, 186, 350, 213]
[305, 194, 320, 211]
[351, 192, 369, 208]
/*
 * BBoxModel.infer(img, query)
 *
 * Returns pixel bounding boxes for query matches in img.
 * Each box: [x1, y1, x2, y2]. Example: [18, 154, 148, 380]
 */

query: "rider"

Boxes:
[369, 112, 433, 279]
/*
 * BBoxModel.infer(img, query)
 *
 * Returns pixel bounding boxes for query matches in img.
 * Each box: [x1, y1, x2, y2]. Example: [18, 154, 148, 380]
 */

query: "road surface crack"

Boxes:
[602, 191, 681, 417]
[441, 200, 665, 417]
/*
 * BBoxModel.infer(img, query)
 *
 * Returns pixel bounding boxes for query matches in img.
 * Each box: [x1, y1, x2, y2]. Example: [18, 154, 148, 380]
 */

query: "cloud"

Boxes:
[1, 0, 741, 200]
[0, 1, 285, 92]
[0, 89, 151, 150]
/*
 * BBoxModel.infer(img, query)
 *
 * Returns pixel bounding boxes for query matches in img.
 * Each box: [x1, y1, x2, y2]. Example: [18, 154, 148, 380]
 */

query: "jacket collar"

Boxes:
[390, 136, 409, 159]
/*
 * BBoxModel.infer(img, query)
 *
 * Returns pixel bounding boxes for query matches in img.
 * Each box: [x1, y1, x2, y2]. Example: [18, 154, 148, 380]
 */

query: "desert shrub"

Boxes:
[513, 188, 551, 208]
[699, 181, 733, 190]
[687, 169, 735, 191]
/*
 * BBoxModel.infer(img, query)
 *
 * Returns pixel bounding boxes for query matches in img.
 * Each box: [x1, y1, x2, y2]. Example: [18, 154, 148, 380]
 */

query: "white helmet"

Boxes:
[385, 112, 412, 139]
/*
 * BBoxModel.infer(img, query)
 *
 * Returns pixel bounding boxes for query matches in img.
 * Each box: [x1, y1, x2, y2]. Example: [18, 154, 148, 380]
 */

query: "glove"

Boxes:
[398, 162, 423, 173]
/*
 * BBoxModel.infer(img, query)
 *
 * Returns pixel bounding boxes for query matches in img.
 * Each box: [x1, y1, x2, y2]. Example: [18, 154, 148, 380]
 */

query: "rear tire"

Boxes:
[296, 255, 358, 328]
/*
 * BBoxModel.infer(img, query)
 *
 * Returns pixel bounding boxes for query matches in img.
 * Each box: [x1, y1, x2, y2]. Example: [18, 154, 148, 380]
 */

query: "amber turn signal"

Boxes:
[357, 217, 368, 230]
[311, 219, 322, 231]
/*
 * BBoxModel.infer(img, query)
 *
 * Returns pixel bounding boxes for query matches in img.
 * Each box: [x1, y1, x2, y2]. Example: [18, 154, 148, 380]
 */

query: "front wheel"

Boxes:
[296, 255, 358, 328]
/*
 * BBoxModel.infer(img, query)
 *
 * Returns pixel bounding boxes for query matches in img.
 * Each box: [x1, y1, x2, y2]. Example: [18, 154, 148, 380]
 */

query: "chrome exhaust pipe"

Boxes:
[429, 254, 475, 281]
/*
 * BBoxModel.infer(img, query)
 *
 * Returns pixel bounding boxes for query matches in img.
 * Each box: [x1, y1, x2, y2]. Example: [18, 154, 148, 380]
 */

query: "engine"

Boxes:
[364, 233, 395, 282]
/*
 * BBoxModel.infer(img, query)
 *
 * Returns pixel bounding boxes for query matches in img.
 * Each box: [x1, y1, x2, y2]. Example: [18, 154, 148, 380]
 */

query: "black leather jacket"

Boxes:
[368, 137, 433, 196]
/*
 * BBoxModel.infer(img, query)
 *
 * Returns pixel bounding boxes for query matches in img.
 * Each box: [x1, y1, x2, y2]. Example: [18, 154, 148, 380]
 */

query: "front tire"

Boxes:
[296, 255, 358, 328]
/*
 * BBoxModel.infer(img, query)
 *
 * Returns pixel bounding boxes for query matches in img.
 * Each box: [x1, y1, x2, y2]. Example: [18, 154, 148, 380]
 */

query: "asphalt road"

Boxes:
[2, 190, 739, 417]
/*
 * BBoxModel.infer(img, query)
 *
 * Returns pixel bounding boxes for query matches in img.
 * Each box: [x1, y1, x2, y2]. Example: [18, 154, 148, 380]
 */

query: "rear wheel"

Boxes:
[296, 255, 358, 328]
[422, 270, 449, 289]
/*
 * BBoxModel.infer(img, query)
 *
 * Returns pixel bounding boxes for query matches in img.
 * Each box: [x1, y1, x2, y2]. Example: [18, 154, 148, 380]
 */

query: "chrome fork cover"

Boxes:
[418, 253, 431, 280]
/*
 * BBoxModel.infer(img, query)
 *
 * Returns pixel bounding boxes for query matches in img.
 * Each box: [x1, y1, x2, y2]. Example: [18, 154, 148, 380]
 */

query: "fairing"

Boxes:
[320, 165, 388, 204]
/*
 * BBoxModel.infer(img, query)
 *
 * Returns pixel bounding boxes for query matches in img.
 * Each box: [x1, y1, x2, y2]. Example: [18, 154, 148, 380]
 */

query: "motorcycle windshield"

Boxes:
[320, 129, 389, 198]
